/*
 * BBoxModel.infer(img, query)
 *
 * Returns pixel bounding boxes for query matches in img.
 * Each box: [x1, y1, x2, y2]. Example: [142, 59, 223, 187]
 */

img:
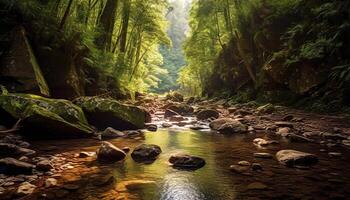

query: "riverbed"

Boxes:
[29, 126, 350, 200]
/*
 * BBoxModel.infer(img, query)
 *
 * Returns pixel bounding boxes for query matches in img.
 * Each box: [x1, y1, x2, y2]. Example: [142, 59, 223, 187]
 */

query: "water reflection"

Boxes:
[160, 173, 204, 200]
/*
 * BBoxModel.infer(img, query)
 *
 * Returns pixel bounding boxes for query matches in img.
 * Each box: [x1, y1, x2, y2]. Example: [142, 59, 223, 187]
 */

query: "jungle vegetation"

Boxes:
[0, 0, 349, 111]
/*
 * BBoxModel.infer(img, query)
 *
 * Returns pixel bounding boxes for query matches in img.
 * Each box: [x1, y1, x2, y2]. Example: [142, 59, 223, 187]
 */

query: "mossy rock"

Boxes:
[74, 97, 149, 130]
[0, 91, 94, 139]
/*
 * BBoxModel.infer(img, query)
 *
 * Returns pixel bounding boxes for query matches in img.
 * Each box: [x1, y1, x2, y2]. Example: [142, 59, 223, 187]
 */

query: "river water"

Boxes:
[31, 127, 350, 200]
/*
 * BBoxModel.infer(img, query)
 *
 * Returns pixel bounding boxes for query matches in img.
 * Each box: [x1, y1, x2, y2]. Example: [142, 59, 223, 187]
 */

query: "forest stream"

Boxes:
[1, 1, 350, 200]
[1, 96, 348, 200]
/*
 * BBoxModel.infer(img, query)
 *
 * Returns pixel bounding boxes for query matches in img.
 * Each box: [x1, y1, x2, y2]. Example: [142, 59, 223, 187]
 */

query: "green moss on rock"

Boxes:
[0, 92, 93, 139]
[74, 97, 149, 130]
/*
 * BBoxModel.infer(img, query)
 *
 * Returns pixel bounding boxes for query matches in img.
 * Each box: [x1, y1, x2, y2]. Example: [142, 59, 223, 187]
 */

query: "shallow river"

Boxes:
[32, 127, 350, 200]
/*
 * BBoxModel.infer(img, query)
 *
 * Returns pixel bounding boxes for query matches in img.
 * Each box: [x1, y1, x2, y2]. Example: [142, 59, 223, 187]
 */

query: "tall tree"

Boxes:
[119, 0, 131, 53]
[95, 0, 119, 51]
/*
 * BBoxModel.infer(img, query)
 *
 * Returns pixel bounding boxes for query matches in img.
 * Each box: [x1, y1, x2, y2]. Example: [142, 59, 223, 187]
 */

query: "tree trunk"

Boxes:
[59, 0, 74, 30]
[119, 0, 130, 53]
[95, 0, 119, 51]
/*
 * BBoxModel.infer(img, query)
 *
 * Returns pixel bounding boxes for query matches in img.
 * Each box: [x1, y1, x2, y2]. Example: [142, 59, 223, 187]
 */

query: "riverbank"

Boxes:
[1, 95, 350, 200]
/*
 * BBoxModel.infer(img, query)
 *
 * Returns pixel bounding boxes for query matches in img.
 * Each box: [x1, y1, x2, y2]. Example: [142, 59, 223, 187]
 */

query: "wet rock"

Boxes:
[186, 97, 195, 104]
[229, 164, 250, 174]
[303, 131, 321, 139]
[93, 175, 115, 186]
[246, 182, 268, 190]
[97, 141, 126, 162]
[322, 133, 347, 140]
[45, 178, 58, 188]
[19, 156, 30, 163]
[169, 154, 206, 170]
[162, 122, 172, 128]
[210, 118, 247, 134]
[275, 121, 294, 128]
[169, 115, 185, 122]
[248, 126, 255, 132]
[253, 138, 279, 146]
[0, 158, 34, 175]
[79, 151, 95, 158]
[227, 107, 237, 113]
[217, 122, 248, 134]
[147, 124, 157, 132]
[276, 150, 318, 167]
[251, 163, 263, 171]
[328, 152, 342, 158]
[257, 103, 274, 114]
[0, 93, 94, 139]
[196, 109, 219, 120]
[0, 143, 36, 158]
[238, 161, 251, 166]
[234, 109, 252, 116]
[167, 104, 194, 116]
[99, 127, 126, 139]
[189, 125, 208, 130]
[276, 127, 292, 136]
[164, 109, 180, 118]
[333, 127, 342, 133]
[210, 118, 239, 130]
[74, 96, 149, 130]
[165, 92, 184, 102]
[36, 159, 53, 172]
[286, 133, 314, 143]
[254, 153, 273, 159]
[131, 144, 162, 162]
[16, 182, 36, 197]
[125, 130, 143, 137]
[342, 140, 350, 147]
[282, 115, 294, 121]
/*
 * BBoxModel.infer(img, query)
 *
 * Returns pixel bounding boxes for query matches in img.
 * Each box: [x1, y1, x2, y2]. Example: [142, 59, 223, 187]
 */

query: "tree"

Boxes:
[95, 0, 119, 51]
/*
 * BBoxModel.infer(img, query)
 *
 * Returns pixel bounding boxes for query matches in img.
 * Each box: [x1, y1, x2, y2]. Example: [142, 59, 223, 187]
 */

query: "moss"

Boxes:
[0, 92, 93, 138]
[23, 28, 50, 96]
[74, 97, 147, 130]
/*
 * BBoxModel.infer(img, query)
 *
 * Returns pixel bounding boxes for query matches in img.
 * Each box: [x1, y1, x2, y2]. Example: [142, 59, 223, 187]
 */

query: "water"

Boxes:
[32, 127, 350, 200]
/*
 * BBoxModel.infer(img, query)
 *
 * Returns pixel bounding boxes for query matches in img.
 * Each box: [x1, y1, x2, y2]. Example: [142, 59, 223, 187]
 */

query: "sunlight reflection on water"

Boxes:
[160, 172, 204, 200]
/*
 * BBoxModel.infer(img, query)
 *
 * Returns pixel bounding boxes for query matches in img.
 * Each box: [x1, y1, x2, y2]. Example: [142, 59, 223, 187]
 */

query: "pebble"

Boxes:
[251, 163, 263, 171]
[238, 161, 251, 166]
[16, 182, 36, 196]
[328, 152, 342, 158]
[254, 153, 273, 159]
[45, 178, 58, 187]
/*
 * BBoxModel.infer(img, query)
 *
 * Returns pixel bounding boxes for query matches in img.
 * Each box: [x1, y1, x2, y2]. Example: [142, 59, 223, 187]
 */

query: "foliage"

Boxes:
[1, 0, 171, 95]
[179, 0, 350, 109]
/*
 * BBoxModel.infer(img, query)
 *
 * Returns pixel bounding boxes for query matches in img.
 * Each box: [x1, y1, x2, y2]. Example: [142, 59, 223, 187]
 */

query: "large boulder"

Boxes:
[0, 157, 34, 175]
[0, 26, 50, 96]
[131, 144, 162, 162]
[74, 97, 149, 130]
[209, 118, 247, 134]
[196, 109, 219, 120]
[97, 141, 126, 162]
[0, 91, 94, 139]
[169, 154, 206, 170]
[276, 150, 318, 167]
